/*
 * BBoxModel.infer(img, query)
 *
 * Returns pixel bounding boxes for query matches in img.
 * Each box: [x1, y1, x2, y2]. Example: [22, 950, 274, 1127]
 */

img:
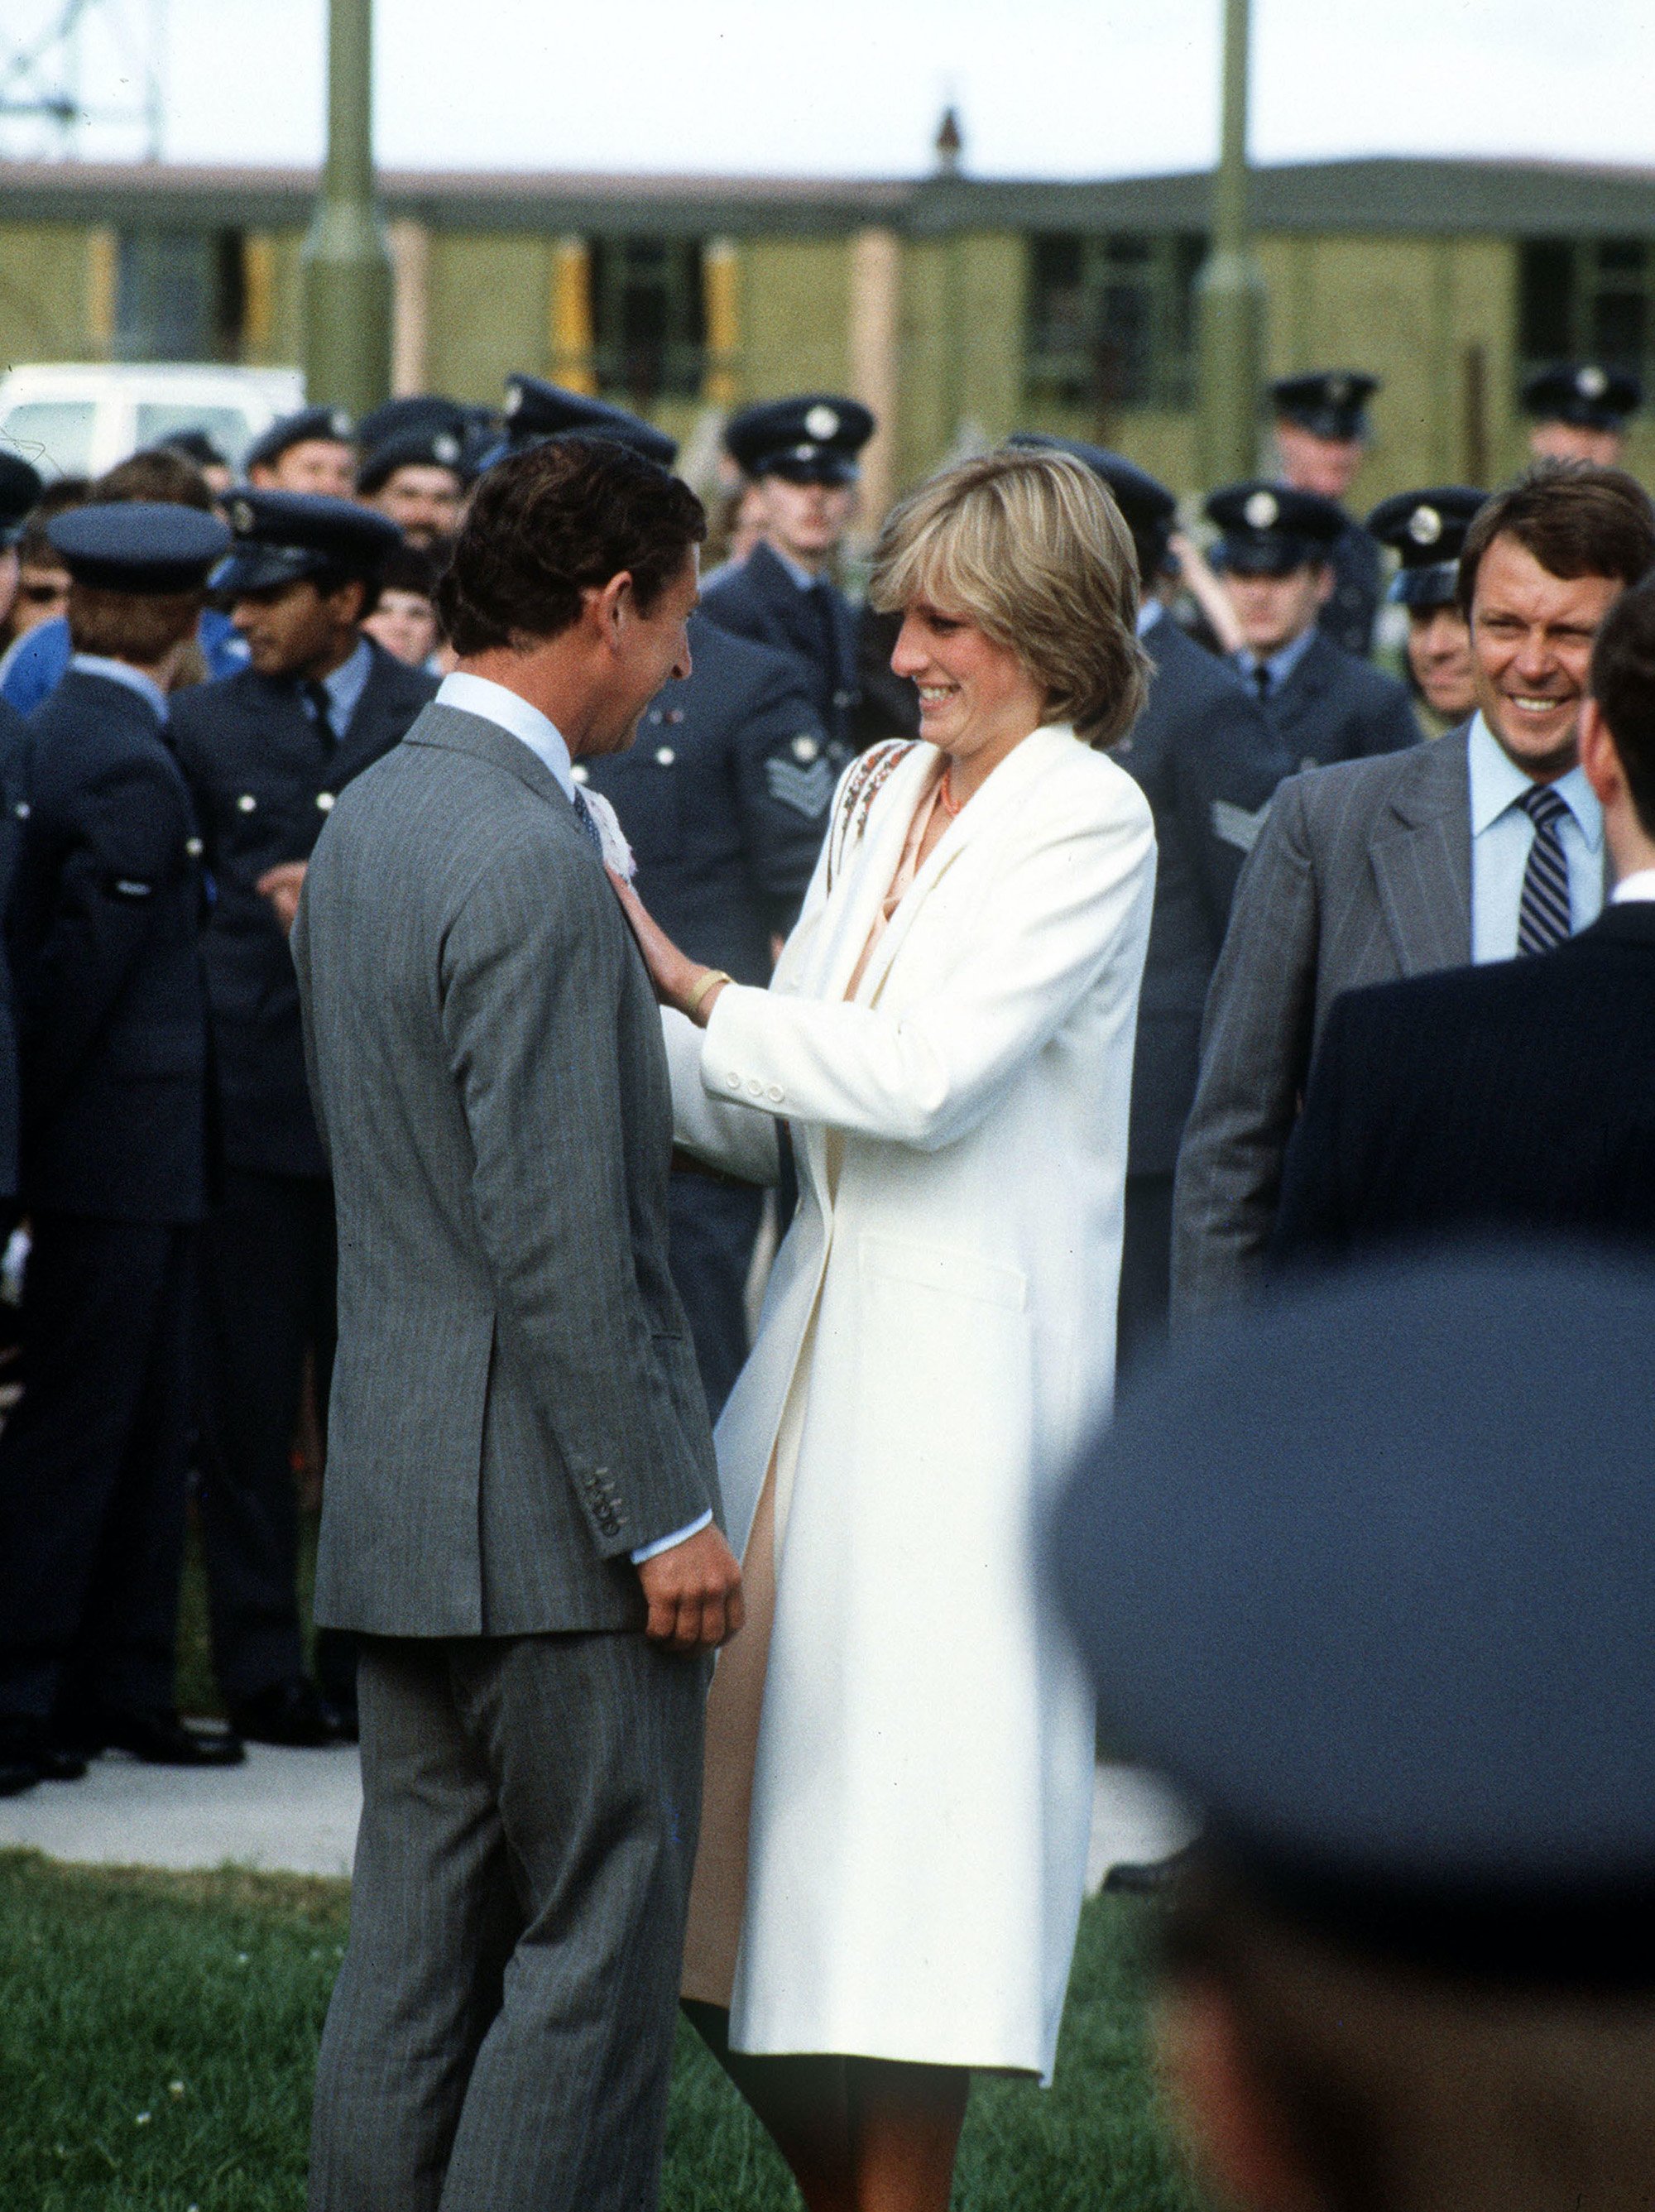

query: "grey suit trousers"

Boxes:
[309, 1631, 708, 2212]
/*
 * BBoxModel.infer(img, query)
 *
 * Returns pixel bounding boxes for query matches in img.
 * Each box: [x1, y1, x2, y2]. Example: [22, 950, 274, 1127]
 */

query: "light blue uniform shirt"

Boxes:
[69, 652, 170, 722]
[1467, 711, 1604, 963]
[1235, 622, 1318, 699]
[309, 636, 373, 738]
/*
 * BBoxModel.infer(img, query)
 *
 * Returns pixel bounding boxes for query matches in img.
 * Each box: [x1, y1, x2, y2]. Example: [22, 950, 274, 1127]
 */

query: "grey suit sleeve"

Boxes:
[441, 850, 713, 1560]
[1171, 775, 1321, 1319]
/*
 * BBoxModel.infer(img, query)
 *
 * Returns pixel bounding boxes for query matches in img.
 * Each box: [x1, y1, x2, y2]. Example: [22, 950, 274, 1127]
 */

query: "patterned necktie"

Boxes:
[570, 785, 605, 859]
[1515, 783, 1572, 955]
[1252, 662, 1271, 702]
[302, 679, 337, 752]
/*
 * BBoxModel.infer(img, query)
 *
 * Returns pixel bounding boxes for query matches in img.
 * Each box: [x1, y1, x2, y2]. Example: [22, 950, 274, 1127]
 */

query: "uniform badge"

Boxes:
[504, 385, 523, 416]
[329, 409, 353, 439]
[1578, 365, 1609, 399]
[767, 755, 834, 818]
[433, 433, 460, 465]
[1408, 505, 1442, 546]
[804, 405, 841, 441]
[109, 876, 155, 901]
[1244, 490, 1279, 531]
[231, 499, 255, 534]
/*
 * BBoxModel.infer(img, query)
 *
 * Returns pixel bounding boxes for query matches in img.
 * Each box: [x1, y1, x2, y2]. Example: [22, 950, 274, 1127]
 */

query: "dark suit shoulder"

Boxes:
[360, 636, 439, 717]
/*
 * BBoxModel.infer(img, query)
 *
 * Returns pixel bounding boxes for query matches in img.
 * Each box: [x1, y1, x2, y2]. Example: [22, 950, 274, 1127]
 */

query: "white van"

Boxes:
[0, 362, 307, 481]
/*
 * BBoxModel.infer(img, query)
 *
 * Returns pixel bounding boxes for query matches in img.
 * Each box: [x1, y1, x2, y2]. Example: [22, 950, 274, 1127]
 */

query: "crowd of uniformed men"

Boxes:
[0, 344, 1643, 1798]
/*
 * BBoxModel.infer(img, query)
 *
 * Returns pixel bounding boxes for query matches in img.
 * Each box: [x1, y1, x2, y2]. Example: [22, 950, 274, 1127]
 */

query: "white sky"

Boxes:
[2, 0, 1651, 177]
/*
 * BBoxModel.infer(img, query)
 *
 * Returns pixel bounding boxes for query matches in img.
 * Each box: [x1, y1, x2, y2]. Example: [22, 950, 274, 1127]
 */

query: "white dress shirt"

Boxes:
[1612, 866, 1655, 905]
[1466, 712, 1604, 962]
[435, 668, 708, 1566]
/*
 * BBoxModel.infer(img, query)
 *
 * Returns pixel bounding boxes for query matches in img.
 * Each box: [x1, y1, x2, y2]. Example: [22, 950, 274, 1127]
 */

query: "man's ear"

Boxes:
[324, 577, 368, 627]
[1577, 695, 1623, 810]
[1312, 564, 1336, 609]
[1154, 1983, 1321, 2212]
[589, 571, 636, 650]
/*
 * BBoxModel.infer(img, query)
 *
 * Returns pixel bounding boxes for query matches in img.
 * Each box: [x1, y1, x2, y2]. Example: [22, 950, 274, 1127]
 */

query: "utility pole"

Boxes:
[1195, 0, 1267, 485]
[301, 0, 391, 416]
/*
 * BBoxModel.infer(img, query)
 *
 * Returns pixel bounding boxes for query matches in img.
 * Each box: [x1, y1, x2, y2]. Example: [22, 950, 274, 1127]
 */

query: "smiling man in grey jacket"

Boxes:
[295, 435, 742, 2212]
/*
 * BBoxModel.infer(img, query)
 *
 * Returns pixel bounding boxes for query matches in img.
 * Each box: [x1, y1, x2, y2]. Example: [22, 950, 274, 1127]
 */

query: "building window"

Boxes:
[116, 228, 246, 362]
[590, 238, 706, 405]
[1025, 233, 1203, 412]
[1518, 238, 1652, 390]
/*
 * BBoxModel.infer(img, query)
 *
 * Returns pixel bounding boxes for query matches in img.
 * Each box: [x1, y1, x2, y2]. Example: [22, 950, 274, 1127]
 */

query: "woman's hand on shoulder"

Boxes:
[606, 868, 732, 1024]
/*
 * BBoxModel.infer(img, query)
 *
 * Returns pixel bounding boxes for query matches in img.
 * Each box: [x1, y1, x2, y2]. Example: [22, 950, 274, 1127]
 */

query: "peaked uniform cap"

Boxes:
[1052, 1245, 1655, 1985]
[498, 377, 677, 468]
[243, 405, 357, 473]
[1269, 370, 1380, 442]
[1206, 480, 1346, 574]
[725, 394, 874, 483]
[1367, 484, 1487, 607]
[1522, 362, 1643, 431]
[357, 423, 470, 494]
[211, 489, 401, 595]
[0, 449, 44, 539]
[48, 500, 230, 592]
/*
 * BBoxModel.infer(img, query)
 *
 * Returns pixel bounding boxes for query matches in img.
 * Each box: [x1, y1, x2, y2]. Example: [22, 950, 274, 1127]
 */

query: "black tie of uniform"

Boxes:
[1252, 663, 1271, 702]
[1515, 783, 1572, 955]
[303, 679, 337, 753]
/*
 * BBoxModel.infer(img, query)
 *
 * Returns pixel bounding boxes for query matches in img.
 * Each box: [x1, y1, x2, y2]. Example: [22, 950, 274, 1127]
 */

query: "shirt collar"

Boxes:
[765, 541, 821, 591]
[436, 670, 576, 801]
[70, 653, 168, 722]
[1136, 597, 1166, 638]
[316, 636, 373, 733]
[1236, 622, 1317, 692]
[1612, 866, 1655, 904]
[1467, 711, 1604, 850]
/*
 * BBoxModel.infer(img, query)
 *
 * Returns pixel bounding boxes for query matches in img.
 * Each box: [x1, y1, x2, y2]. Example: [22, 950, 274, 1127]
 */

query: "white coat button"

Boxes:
[237, 793, 256, 812]
[655, 746, 675, 765]
[571, 762, 589, 785]
[185, 837, 204, 856]
[765, 1084, 784, 1103]
[725, 1072, 741, 1090]
[315, 790, 334, 812]
[746, 1077, 763, 1096]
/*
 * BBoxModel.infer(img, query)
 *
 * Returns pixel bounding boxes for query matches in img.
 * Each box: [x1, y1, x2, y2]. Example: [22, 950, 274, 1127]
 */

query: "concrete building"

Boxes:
[2, 153, 1654, 514]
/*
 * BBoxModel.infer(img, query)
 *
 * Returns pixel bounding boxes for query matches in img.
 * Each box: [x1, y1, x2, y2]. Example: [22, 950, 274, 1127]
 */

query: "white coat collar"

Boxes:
[849, 724, 1082, 1008]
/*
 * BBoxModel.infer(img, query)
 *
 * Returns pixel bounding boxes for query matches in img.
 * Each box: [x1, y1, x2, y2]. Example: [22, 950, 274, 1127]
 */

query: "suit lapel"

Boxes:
[1369, 727, 1473, 972]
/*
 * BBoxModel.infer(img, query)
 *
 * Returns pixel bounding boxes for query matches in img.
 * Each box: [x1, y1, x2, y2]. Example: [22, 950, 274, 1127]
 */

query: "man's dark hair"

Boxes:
[94, 447, 215, 511]
[1457, 460, 1655, 617]
[437, 435, 704, 655]
[1590, 577, 1655, 837]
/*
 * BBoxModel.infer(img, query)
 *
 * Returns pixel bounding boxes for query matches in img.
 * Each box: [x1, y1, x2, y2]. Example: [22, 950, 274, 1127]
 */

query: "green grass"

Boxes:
[0, 1851, 1198, 2211]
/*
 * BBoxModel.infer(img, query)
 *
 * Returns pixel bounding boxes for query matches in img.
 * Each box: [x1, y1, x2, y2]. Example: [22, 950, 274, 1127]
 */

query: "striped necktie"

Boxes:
[570, 785, 604, 858]
[1515, 784, 1572, 956]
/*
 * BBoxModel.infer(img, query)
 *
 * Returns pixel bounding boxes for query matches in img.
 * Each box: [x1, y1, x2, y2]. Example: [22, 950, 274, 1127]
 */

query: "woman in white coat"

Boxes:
[612, 446, 1156, 2211]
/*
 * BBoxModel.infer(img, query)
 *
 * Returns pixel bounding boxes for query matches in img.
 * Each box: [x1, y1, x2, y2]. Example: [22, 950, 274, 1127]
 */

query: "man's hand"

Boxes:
[257, 861, 309, 935]
[637, 1523, 745, 1652]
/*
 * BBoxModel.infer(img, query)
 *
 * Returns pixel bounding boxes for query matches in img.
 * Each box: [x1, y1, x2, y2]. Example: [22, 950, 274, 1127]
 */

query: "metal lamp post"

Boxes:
[301, 0, 392, 416]
[1195, 0, 1267, 485]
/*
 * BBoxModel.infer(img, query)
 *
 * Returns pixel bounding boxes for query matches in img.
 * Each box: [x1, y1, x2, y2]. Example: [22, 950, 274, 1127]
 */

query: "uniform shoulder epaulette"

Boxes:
[827, 740, 919, 891]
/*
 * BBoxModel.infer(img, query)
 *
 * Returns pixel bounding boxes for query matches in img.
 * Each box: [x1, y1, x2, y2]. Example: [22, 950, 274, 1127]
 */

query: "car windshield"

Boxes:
[1, 401, 95, 479]
[136, 401, 256, 465]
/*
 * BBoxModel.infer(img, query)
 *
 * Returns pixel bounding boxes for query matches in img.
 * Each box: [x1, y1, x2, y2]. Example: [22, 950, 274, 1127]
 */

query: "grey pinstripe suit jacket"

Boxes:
[1171, 726, 1472, 1317]
[292, 700, 718, 1637]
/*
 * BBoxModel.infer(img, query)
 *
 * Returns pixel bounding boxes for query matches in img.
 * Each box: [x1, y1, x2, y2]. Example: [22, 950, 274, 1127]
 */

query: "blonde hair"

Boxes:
[868, 445, 1149, 746]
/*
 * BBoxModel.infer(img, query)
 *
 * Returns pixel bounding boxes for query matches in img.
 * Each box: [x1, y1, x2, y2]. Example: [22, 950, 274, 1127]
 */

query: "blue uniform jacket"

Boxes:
[7, 670, 210, 1222]
[581, 613, 843, 986]
[1112, 617, 1294, 1176]
[700, 541, 862, 754]
[169, 639, 436, 1178]
[1265, 627, 1422, 771]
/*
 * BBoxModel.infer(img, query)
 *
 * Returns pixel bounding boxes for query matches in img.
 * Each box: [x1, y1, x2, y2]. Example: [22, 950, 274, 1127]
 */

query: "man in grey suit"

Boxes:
[1173, 462, 1655, 1317]
[295, 435, 744, 2210]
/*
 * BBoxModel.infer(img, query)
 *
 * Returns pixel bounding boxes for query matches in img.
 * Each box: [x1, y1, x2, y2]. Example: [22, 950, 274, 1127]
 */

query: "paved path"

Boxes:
[0, 1749, 1195, 1892]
